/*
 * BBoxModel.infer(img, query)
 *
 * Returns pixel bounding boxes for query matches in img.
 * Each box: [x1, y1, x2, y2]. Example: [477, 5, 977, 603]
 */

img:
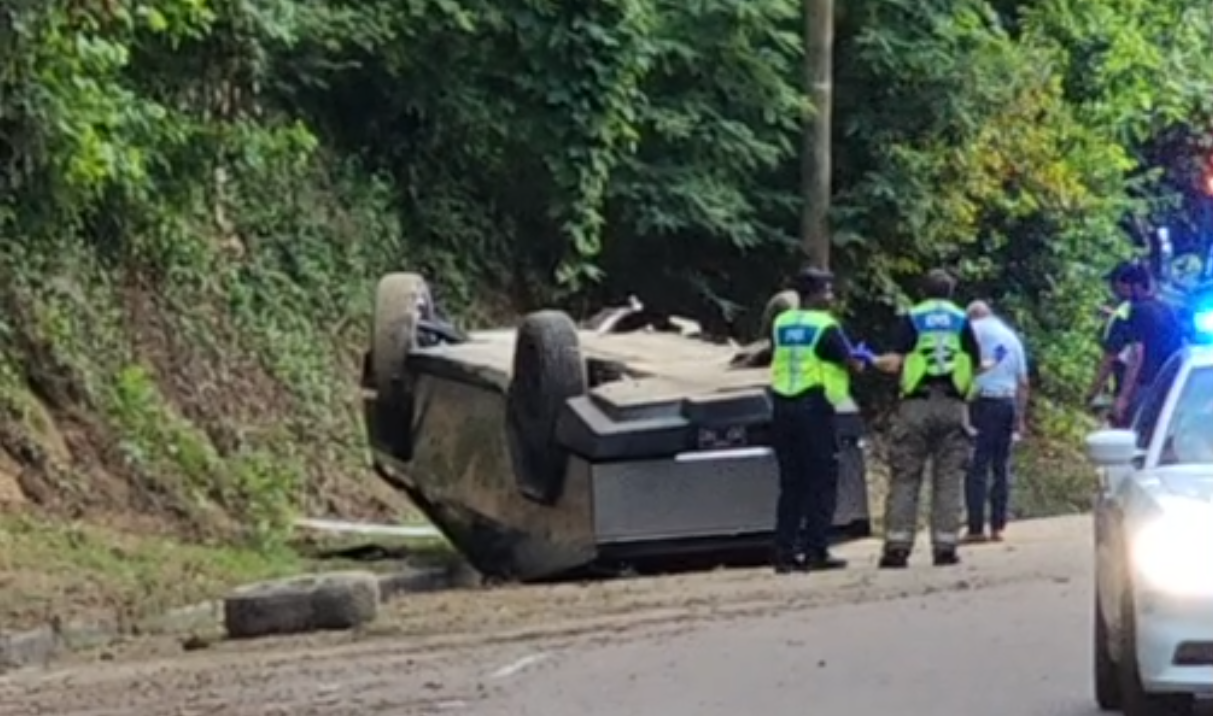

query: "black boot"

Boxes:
[804, 552, 848, 571]
[878, 546, 910, 569]
[773, 553, 806, 574]
[933, 547, 961, 566]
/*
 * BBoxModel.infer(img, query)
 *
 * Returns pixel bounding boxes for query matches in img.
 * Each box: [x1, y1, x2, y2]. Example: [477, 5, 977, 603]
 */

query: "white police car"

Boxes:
[1087, 345, 1213, 715]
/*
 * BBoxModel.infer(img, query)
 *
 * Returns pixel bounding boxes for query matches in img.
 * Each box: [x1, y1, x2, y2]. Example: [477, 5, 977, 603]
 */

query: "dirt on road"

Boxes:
[1, 515, 1091, 716]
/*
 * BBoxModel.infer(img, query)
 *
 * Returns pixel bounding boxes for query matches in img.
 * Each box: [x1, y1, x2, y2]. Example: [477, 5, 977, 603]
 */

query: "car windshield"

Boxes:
[1159, 365, 1213, 465]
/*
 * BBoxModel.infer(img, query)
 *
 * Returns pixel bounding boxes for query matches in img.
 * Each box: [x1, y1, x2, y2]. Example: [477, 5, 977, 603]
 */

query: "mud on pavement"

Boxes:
[1, 515, 1091, 716]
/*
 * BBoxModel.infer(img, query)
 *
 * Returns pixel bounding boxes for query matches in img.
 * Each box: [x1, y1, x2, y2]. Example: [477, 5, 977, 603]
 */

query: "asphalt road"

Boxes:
[8, 515, 1210, 716]
[472, 579, 1095, 716]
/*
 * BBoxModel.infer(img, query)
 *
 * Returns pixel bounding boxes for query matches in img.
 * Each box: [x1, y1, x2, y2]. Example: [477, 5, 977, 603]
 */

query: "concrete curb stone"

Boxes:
[0, 626, 58, 674]
[0, 565, 459, 675]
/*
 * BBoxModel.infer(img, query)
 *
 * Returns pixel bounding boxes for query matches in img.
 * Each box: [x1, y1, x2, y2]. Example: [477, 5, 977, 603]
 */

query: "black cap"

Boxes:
[792, 267, 834, 294]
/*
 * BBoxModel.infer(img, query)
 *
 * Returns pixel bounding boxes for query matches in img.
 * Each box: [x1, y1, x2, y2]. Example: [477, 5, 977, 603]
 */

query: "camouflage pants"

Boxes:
[883, 392, 969, 551]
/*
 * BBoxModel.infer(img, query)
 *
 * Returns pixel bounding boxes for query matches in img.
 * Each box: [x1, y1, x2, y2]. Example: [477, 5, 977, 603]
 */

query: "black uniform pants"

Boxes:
[1111, 359, 1125, 397]
[771, 392, 838, 561]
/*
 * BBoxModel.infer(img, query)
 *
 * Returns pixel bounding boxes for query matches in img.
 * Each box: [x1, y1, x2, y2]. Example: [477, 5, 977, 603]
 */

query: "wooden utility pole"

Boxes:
[801, 0, 834, 270]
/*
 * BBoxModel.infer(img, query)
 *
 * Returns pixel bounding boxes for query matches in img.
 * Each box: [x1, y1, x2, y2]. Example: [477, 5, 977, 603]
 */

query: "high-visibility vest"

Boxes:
[900, 299, 974, 398]
[770, 309, 851, 404]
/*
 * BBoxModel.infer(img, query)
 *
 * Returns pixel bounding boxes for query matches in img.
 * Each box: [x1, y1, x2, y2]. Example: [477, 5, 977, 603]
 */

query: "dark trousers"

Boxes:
[771, 393, 838, 561]
[965, 397, 1016, 533]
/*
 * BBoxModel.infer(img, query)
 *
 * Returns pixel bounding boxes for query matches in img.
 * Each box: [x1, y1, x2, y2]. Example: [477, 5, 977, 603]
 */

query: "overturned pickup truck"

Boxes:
[362, 273, 871, 581]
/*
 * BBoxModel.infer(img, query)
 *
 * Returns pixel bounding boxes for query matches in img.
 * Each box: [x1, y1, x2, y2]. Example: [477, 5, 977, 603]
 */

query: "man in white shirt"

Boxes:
[963, 301, 1029, 543]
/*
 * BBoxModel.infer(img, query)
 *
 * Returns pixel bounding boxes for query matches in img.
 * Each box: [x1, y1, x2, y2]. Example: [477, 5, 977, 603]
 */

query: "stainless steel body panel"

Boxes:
[588, 447, 869, 543]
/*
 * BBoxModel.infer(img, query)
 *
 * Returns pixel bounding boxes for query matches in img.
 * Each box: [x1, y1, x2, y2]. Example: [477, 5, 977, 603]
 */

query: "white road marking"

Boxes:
[489, 652, 551, 680]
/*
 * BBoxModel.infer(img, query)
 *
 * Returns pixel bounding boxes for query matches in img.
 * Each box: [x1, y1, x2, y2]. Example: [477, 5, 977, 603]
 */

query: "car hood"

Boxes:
[1142, 465, 1213, 505]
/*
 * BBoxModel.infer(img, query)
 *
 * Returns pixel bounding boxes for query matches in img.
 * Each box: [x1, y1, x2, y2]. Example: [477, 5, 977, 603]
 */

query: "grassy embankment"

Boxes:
[0, 159, 454, 630]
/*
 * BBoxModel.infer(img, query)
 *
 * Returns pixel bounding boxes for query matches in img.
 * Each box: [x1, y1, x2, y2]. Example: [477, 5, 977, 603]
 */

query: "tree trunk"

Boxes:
[801, 0, 834, 270]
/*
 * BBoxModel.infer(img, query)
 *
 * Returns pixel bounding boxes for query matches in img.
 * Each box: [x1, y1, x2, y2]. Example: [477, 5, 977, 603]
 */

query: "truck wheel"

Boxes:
[1094, 591, 1121, 710]
[373, 272, 428, 398]
[760, 290, 798, 341]
[1118, 588, 1193, 716]
[506, 310, 586, 505]
[372, 273, 428, 460]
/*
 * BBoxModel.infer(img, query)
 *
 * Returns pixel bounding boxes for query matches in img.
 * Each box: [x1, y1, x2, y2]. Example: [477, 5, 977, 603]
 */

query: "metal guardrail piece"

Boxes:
[293, 517, 441, 539]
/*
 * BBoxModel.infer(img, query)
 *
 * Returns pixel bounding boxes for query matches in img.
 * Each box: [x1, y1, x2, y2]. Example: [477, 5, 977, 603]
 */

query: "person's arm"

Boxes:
[816, 325, 863, 372]
[1013, 338, 1029, 433]
[873, 316, 915, 374]
[731, 340, 772, 368]
[1086, 355, 1118, 404]
[1114, 311, 1146, 418]
[960, 321, 986, 373]
[1119, 343, 1143, 406]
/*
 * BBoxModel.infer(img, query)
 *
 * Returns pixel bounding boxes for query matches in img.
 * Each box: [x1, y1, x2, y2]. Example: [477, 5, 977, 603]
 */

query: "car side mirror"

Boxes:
[1085, 429, 1139, 467]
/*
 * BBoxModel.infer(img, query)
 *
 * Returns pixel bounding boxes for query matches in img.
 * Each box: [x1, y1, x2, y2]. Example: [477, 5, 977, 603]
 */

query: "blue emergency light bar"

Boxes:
[1130, 225, 1213, 344]
[1194, 309, 1213, 339]
[1158, 241, 1213, 342]
[1186, 292, 1213, 343]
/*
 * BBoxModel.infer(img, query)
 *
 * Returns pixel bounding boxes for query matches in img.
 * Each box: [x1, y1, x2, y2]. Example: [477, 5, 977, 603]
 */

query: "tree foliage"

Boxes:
[3, 0, 1213, 406]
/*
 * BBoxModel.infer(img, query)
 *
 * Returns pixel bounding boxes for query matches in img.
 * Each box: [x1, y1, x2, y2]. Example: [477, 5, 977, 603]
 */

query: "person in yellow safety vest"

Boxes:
[768, 267, 870, 575]
[869, 268, 985, 569]
[1084, 261, 1136, 425]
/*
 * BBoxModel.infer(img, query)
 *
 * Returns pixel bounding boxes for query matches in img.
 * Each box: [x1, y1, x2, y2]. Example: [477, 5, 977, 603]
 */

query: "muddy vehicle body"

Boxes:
[362, 273, 871, 581]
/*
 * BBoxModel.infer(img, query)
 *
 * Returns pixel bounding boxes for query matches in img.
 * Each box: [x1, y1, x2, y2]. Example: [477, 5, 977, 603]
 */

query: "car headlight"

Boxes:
[1132, 517, 1213, 596]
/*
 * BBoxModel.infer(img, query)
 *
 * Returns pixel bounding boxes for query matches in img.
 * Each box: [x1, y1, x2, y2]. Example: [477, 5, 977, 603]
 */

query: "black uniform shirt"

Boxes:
[815, 325, 853, 365]
[1105, 297, 1184, 388]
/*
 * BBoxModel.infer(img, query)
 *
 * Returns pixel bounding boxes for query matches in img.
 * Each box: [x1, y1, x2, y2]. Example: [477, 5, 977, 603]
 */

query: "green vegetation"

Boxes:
[0, 512, 455, 629]
[0, 0, 1211, 618]
[0, 513, 302, 628]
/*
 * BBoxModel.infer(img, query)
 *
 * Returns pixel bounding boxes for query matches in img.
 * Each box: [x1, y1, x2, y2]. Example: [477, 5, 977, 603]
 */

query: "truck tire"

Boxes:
[760, 290, 798, 341]
[372, 273, 428, 460]
[1118, 588, 1192, 716]
[506, 310, 586, 505]
[223, 571, 380, 640]
[373, 272, 427, 399]
[1094, 592, 1121, 710]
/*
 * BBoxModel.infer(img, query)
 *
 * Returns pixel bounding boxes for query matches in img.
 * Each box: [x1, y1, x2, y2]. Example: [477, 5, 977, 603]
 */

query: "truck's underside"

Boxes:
[363, 274, 871, 581]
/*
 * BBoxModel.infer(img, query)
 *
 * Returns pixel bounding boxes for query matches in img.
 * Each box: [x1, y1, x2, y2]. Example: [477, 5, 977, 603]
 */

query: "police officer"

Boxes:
[871, 268, 982, 568]
[768, 267, 865, 574]
[1084, 261, 1135, 422]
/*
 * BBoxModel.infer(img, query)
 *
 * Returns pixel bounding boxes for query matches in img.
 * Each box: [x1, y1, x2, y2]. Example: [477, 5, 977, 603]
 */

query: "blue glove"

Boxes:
[850, 341, 876, 365]
[993, 345, 1008, 362]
